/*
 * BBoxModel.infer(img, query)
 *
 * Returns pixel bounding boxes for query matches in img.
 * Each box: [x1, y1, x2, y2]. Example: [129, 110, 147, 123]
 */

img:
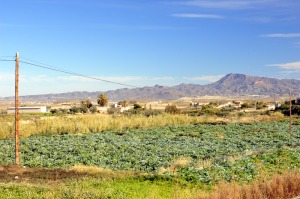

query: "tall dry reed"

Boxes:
[197, 171, 300, 199]
[0, 114, 210, 138]
[0, 113, 285, 138]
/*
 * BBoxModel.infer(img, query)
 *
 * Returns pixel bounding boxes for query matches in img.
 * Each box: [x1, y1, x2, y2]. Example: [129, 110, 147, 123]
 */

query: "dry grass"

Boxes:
[68, 165, 137, 180]
[197, 171, 300, 199]
[213, 132, 224, 139]
[158, 156, 192, 174]
[173, 156, 191, 168]
[0, 113, 289, 138]
[0, 114, 208, 138]
[69, 165, 112, 175]
[196, 159, 212, 170]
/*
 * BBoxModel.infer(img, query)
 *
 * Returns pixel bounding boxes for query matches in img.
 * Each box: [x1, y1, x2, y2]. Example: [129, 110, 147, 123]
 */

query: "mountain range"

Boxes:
[2, 73, 300, 102]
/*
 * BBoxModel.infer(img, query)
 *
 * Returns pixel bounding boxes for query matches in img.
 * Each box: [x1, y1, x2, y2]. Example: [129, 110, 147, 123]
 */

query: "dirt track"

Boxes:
[0, 165, 85, 183]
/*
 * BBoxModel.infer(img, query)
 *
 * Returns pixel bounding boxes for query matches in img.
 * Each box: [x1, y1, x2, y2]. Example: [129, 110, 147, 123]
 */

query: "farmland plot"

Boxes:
[0, 121, 299, 184]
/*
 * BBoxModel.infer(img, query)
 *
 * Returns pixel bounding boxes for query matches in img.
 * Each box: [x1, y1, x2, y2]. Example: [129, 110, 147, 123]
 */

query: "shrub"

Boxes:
[89, 106, 98, 113]
[50, 109, 58, 115]
[165, 104, 180, 114]
[69, 106, 81, 114]
[201, 107, 220, 116]
[59, 108, 68, 114]
[216, 111, 230, 118]
[107, 108, 119, 115]
[256, 101, 267, 109]
[80, 106, 89, 113]
[143, 109, 163, 117]
[133, 104, 142, 110]
[237, 112, 245, 117]
[272, 111, 285, 119]
[123, 109, 141, 116]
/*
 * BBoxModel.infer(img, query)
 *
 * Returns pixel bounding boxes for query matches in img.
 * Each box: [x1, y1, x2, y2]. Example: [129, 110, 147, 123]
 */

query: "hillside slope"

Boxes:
[3, 73, 299, 102]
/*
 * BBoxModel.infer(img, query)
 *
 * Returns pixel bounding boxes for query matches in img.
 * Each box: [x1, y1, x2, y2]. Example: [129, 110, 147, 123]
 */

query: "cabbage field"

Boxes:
[0, 121, 299, 185]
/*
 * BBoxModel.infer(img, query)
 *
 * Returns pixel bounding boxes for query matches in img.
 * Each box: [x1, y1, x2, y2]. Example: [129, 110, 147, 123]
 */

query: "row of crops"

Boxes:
[0, 121, 299, 184]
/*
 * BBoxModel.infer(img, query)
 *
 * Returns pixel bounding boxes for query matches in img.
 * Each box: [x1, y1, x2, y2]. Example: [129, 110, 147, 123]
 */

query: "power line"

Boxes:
[1, 55, 139, 88]
[0, 56, 14, 58]
[0, 59, 15, 62]
[19, 60, 139, 88]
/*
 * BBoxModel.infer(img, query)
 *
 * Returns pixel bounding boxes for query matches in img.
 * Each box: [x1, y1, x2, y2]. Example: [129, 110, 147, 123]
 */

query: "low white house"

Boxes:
[119, 106, 130, 113]
[7, 106, 47, 114]
[111, 103, 119, 109]
[267, 104, 276, 110]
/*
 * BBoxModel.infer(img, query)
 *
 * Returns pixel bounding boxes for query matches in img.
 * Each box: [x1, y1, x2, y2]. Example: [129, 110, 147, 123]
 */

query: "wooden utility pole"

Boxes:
[15, 52, 20, 165]
[289, 91, 292, 134]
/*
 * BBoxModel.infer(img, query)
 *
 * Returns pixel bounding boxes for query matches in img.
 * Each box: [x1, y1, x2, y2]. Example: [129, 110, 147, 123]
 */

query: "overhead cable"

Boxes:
[0, 59, 15, 62]
[19, 60, 138, 88]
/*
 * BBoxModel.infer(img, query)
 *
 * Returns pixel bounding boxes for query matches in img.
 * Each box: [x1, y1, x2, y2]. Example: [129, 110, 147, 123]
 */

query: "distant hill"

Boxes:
[3, 73, 300, 102]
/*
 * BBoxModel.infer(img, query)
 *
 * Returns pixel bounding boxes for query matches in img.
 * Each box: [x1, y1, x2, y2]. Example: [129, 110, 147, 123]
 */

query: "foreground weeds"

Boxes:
[198, 171, 300, 199]
[0, 166, 299, 199]
[0, 165, 201, 199]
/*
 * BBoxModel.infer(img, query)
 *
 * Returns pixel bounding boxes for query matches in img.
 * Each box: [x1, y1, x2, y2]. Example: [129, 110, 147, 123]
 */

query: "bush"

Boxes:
[216, 111, 230, 118]
[241, 103, 254, 109]
[143, 109, 163, 117]
[272, 111, 285, 119]
[165, 105, 180, 114]
[256, 101, 267, 109]
[50, 109, 58, 115]
[70, 106, 81, 114]
[133, 104, 142, 110]
[50, 108, 69, 115]
[276, 104, 300, 116]
[201, 107, 220, 116]
[59, 108, 68, 114]
[80, 106, 89, 113]
[237, 112, 245, 117]
[107, 108, 120, 115]
[89, 106, 98, 113]
[123, 109, 141, 116]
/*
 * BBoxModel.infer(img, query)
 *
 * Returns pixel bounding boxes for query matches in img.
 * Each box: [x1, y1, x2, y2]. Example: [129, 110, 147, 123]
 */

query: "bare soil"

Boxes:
[0, 165, 87, 184]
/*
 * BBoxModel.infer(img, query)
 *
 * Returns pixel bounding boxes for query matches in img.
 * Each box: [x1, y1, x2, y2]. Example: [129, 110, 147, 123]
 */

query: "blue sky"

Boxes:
[0, 0, 300, 97]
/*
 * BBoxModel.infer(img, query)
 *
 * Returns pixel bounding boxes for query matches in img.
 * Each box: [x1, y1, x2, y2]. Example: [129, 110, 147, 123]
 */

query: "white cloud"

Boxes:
[0, 73, 174, 85]
[176, 0, 276, 9]
[184, 75, 224, 82]
[150, 76, 175, 81]
[261, 33, 300, 38]
[59, 75, 221, 85]
[57, 75, 144, 83]
[267, 62, 300, 72]
[171, 13, 224, 19]
[0, 72, 14, 81]
[57, 75, 177, 83]
[29, 75, 53, 82]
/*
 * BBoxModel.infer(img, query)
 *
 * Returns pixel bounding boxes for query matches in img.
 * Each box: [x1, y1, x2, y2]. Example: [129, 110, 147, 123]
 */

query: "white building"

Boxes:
[119, 106, 130, 113]
[7, 106, 47, 114]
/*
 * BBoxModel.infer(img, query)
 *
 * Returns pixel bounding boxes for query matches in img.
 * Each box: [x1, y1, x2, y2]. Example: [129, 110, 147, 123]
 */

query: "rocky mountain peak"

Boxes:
[4, 74, 299, 102]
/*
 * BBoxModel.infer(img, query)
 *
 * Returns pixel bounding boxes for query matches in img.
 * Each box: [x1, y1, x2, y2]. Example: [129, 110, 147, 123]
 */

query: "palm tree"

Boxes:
[97, 93, 108, 107]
